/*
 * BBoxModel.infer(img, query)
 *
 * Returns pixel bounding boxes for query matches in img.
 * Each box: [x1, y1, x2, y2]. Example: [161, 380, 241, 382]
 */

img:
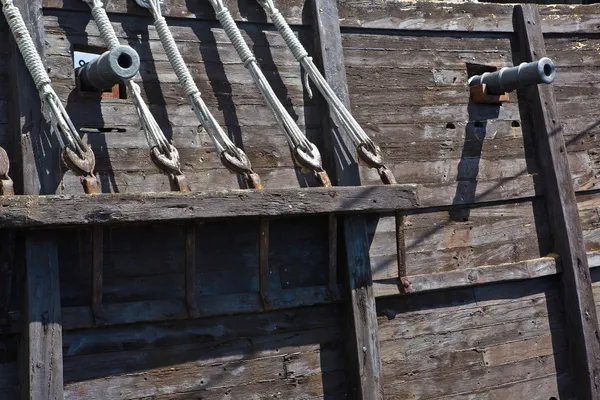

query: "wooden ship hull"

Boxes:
[2, 0, 600, 399]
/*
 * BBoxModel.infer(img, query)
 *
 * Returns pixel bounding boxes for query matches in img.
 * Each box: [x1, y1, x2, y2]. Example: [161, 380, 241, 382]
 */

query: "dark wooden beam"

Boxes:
[9, 1, 65, 398]
[0, 231, 15, 326]
[184, 224, 199, 318]
[513, 5, 600, 399]
[312, 0, 384, 397]
[0, 185, 419, 228]
[22, 231, 64, 399]
[91, 226, 104, 324]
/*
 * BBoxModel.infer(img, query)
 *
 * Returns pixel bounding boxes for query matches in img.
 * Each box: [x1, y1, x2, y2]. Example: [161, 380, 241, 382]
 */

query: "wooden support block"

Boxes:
[513, 5, 600, 399]
[469, 83, 510, 104]
[0, 231, 15, 326]
[259, 219, 271, 310]
[312, 0, 384, 397]
[91, 226, 104, 324]
[185, 224, 199, 318]
[22, 231, 64, 400]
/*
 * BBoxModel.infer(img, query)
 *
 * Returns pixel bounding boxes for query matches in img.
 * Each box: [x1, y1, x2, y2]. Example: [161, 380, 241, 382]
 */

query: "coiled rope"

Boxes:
[203, 0, 329, 185]
[257, 0, 396, 184]
[136, 0, 262, 188]
[82, 0, 184, 181]
[2, 0, 99, 191]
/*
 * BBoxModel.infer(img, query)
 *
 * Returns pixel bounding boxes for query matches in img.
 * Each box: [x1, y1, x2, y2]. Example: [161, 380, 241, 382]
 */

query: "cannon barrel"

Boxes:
[78, 46, 140, 91]
[467, 57, 555, 94]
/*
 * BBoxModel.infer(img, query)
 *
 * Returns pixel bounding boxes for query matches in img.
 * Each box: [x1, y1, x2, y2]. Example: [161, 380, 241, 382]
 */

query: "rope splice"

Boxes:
[203, 0, 331, 187]
[82, 0, 190, 191]
[2, 0, 100, 194]
[256, 0, 396, 185]
[136, 0, 263, 189]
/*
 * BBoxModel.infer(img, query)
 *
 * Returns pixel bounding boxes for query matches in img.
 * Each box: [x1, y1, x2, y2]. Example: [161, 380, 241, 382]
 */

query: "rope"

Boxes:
[139, 0, 257, 179]
[206, 0, 324, 172]
[2, 0, 90, 161]
[257, 0, 386, 168]
[83, 0, 181, 173]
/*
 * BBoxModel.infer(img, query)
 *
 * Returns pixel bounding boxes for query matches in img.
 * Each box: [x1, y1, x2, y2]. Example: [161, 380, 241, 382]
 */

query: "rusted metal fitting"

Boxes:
[171, 174, 191, 192]
[357, 142, 384, 169]
[399, 276, 412, 294]
[378, 166, 397, 185]
[316, 170, 332, 187]
[245, 172, 264, 189]
[62, 145, 101, 194]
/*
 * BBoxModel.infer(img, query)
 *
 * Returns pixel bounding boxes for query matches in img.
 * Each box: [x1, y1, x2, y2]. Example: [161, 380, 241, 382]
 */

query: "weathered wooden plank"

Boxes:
[373, 257, 559, 297]
[313, 0, 384, 398]
[514, 5, 600, 399]
[0, 185, 419, 228]
[22, 231, 64, 400]
[59, 286, 342, 330]
[338, 2, 600, 34]
[91, 226, 103, 323]
[0, 231, 15, 326]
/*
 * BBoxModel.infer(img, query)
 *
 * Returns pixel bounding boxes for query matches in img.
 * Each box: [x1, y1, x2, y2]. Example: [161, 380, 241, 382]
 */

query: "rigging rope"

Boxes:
[198, 0, 330, 186]
[137, 0, 262, 189]
[82, 0, 188, 189]
[257, 0, 396, 184]
[2, 0, 99, 193]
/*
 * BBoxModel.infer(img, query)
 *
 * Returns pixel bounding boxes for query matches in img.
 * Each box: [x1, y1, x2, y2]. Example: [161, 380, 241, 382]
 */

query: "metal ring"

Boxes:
[62, 145, 96, 177]
[294, 142, 322, 172]
[357, 142, 384, 169]
[151, 145, 181, 175]
[220, 149, 253, 175]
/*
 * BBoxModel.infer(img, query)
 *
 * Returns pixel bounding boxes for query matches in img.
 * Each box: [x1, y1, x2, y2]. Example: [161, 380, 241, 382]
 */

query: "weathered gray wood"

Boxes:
[9, 1, 65, 398]
[373, 257, 559, 297]
[22, 231, 64, 400]
[0, 185, 418, 228]
[91, 226, 103, 323]
[312, 0, 383, 398]
[514, 5, 600, 399]
[0, 231, 15, 326]
[184, 224, 199, 318]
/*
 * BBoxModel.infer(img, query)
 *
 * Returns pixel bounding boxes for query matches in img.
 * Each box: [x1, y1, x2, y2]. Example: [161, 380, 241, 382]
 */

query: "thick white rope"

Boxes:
[141, 0, 256, 176]
[2, 0, 89, 159]
[258, 0, 385, 166]
[83, 0, 181, 173]
[206, 0, 323, 172]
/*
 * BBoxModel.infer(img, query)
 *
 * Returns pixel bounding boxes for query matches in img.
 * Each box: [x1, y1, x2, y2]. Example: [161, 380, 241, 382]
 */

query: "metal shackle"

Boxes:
[78, 46, 140, 90]
[467, 57, 555, 94]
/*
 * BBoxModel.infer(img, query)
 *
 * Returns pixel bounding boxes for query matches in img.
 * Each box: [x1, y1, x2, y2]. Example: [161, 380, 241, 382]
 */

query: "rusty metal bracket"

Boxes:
[150, 146, 191, 192]
[220, 149, 264, 189]
[396, 210, 412, 294]
[358, 143, 396, 185]
[62, 145, 101, 194]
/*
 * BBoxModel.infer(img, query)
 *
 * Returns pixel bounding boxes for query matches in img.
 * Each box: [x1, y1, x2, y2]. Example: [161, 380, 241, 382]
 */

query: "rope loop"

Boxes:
[151, 144, 182, 175]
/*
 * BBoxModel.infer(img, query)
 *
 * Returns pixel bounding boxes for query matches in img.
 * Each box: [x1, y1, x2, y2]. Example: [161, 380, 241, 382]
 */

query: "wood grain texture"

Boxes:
[514, 5, 600, 399]
[377, 277, 573, 398]
[312, 0, 384, 398]
[0, 184, 418, 228]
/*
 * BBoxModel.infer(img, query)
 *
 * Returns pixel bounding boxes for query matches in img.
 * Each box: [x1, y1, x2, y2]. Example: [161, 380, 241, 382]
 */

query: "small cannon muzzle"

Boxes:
[78, 46, 140, 91]
[467, 57, 555, 94]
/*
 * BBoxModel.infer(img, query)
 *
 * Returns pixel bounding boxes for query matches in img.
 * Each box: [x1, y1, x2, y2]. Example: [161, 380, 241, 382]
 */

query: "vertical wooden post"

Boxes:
[514, 5, 600, 399]
[185, 223, 199, 318]
[395, 210, 410, 293]
[0, 231, 15, 326]
[259, 219, 271, 310]
[9, 0, 65, 398]
[91, 226, 104, 323]
[311, 1, 384, 398]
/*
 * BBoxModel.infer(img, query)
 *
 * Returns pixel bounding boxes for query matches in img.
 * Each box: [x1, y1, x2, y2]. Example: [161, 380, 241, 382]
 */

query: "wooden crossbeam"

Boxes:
[0, 185, 419, 228]
[513, 5, 600, 399]
[312, 0, 384, 397]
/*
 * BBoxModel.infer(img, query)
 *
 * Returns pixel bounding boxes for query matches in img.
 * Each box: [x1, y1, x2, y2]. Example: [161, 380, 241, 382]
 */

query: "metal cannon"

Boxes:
[77, 45, 140, 91]
[467, 57, 555, 94]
